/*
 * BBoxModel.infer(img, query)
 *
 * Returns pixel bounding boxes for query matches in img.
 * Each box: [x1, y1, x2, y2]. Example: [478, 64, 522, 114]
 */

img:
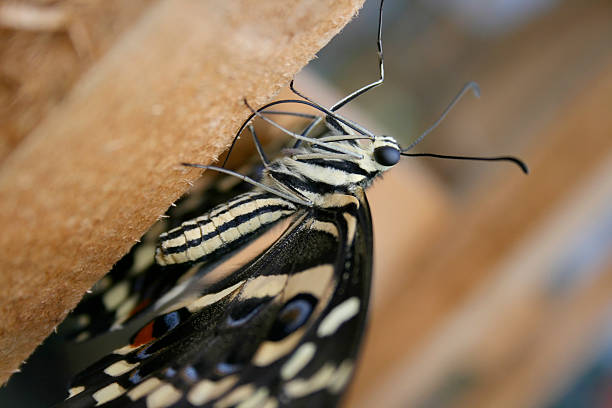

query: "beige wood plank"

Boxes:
[0, 0, 366, 383]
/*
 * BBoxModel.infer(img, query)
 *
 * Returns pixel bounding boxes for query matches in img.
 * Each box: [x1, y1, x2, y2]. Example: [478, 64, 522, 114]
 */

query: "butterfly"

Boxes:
[56, 1, 527, 407]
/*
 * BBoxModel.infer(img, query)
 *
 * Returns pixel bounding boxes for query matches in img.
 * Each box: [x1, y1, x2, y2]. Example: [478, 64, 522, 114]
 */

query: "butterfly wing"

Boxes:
[57, 189, 373, 407]
[66, 167, 264, 341]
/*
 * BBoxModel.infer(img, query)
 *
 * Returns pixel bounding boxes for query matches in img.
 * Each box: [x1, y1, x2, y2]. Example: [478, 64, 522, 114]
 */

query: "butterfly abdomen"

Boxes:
[156, 191, 296, 266]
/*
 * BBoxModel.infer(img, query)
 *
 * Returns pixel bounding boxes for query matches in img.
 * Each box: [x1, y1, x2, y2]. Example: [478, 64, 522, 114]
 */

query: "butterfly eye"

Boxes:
[373, 145, 400, 166]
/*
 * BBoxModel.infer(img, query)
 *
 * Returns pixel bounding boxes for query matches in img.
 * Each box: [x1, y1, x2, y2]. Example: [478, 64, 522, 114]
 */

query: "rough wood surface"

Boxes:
[0, 0, 155, 161]
[0, 0, 365, 383]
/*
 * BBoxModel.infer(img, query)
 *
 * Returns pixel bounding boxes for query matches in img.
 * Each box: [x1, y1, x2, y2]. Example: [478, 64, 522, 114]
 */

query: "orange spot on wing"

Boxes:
[131, 320, 155, 347]
[128, 298, 151, 318]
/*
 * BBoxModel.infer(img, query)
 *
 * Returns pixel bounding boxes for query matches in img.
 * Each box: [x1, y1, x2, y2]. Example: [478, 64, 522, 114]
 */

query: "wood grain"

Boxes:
[0, 0, 365, 383]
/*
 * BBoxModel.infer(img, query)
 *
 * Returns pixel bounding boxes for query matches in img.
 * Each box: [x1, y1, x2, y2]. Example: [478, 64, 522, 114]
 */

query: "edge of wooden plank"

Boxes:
[0, 0, 365, 383]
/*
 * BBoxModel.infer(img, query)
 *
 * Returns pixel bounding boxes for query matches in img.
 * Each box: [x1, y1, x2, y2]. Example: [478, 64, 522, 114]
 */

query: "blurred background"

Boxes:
[1, 0, 611, 406]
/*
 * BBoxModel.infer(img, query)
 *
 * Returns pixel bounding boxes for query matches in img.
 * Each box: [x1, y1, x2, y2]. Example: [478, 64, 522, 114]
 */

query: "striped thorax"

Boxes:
[266, 134, 401, 207]
[155, 128, 401, 266]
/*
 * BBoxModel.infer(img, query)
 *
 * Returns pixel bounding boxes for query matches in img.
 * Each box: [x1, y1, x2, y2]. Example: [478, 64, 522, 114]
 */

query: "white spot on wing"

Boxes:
[281, 342, 316, 380]
[283, 360, 355, 398]
[146, 383, 182, 408]
[214, 384, 255, 408]
[252, 330, 304, 366]
[130, 244, 155, 274]
[241, 274, 287, 299]
[95, 276, 113, 292]
[187, 376, 238, 405]
[310, 220, 338, 237]
[68, 386, 84, 398]
[76, 314, 90, 327]
[283, 265, 333, 300]
[317, 297, 360, 337]
[103, 360, 139, 377]
[284, 364, 335, 398]
[102, 281, 130, 310]
[75, 331, 90, 342]
[343, 212, 357, 247]
[115, 294, 139, 323]
[262, 397, 279, 408]
[113, 344, 136, 355]
[236, 387, 269, 408]
[127, 377, 161, 401]
[328, 360, 354, 393]
[92, 382, 125, 405]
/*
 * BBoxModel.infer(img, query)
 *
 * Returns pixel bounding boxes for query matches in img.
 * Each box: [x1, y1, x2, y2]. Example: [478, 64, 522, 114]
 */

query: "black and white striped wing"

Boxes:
[57, 189, 372, 408]
[66, 169, 263, 341]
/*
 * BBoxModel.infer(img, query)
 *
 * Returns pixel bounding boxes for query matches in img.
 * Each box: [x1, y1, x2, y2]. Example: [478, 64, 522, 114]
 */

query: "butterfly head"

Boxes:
[371, 136, 401, 169]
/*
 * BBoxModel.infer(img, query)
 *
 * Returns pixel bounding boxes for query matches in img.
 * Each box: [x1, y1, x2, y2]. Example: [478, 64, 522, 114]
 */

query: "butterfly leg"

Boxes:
[248, 124, 270, 166]
[181, 163, 312, 206]
[243, 99, 362, 158]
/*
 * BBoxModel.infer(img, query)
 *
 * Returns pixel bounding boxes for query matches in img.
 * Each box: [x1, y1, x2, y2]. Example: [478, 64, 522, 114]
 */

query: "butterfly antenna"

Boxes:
[247, 124, 270, 166]
[401, 152, 529, 174]
[224, 95, 380, 168]
[243, 98, 362, 159]
[331, 0, 385, 111]
[181, 162, 312, 206]
[289, 81, 376, 139]
[402, 81, 480, 152]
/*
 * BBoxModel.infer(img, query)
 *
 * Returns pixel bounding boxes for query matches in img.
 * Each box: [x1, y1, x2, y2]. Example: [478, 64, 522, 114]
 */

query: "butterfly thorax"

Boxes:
[262, 135, 401, 208]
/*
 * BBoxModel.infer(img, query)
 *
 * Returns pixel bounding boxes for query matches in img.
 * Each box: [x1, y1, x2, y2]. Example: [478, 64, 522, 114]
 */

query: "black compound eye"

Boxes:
[374, 146, 401, 166]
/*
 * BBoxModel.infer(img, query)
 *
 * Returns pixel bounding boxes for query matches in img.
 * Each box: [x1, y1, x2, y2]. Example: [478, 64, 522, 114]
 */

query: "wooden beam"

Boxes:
[0, 0, 365, 383]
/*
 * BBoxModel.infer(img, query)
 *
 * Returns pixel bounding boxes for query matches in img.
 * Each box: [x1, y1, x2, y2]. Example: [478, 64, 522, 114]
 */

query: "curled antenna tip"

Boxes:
[401, 152, 529, 174]
[497, 155, 529, 174]
[467, 81, 481, 98]
[511, 157, 529, 174]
